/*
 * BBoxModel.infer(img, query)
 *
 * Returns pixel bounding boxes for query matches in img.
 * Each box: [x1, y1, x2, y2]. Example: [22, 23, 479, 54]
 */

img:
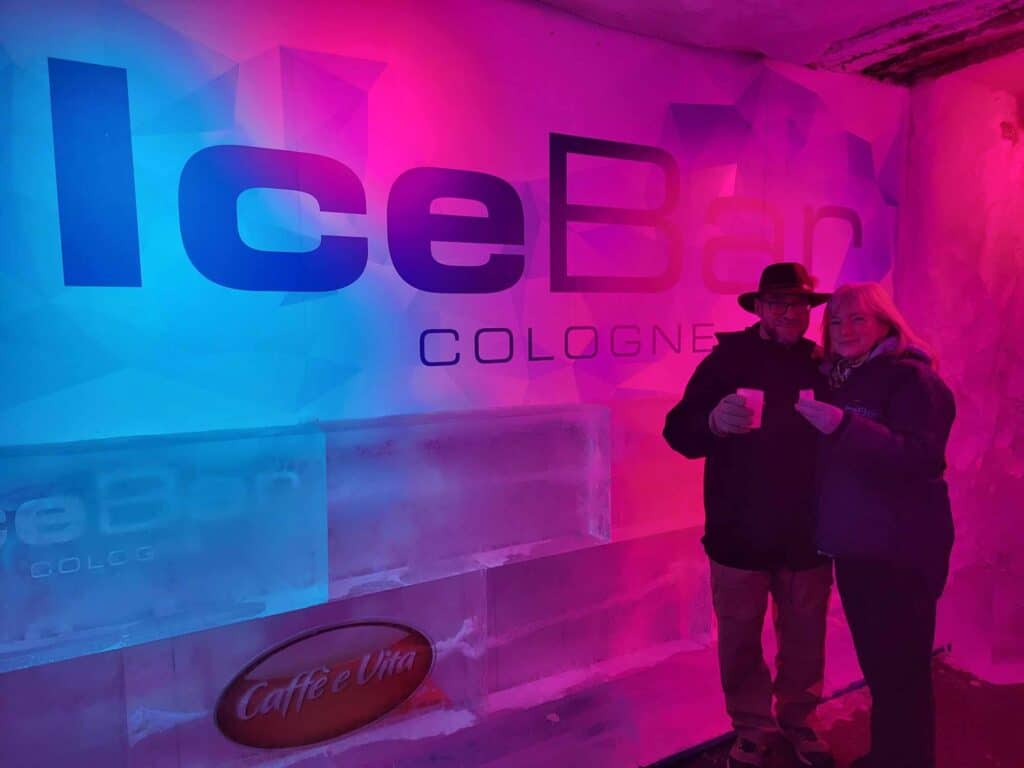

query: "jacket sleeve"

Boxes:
[831, 364, 955, 478]
[663, 347, 730, 459]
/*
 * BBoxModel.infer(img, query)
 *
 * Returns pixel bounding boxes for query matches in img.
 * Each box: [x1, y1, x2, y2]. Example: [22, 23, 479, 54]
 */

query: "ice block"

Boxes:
[485, 528, 710, 696]
[0, 425, 328, 672]
[1, 529, 719, 768]
[121, 569, 486, 767]
[322, 405, 610, 598]
[0, 648, 129, 767]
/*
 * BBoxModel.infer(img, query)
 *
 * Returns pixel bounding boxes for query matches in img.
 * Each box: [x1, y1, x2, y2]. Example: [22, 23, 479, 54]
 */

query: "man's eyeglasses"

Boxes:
[762, 298, 811, 315]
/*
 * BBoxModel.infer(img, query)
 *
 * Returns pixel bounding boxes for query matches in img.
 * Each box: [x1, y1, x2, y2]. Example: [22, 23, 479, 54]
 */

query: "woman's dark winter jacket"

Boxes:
[663, 324, 828, 571]
[816, 347, 955, 597]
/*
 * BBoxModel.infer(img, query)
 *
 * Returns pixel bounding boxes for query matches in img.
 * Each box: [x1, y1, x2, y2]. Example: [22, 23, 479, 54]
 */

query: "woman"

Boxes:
[794, 283, 955, 768]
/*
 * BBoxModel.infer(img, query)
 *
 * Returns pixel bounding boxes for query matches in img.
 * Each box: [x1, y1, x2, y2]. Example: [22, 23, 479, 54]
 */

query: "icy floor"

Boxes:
[669, 655, 1024, 768]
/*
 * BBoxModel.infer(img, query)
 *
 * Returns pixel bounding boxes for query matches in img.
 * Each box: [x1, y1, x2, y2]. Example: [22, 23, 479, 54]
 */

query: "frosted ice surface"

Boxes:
[0, 426, 328, 672]
[486, 529, 712, 695]
[322, 405, 610, 598]
[123, 570, 487, 768]
[0, 647, 129, 767]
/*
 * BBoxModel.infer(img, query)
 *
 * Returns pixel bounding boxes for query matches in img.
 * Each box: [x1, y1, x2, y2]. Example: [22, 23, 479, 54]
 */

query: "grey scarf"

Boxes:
[828, 336, 898, 390]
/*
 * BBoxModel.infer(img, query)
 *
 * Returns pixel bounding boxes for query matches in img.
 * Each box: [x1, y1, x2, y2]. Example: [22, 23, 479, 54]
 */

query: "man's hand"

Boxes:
[794, 399, 845, 435]
[709, 394, 755, 435]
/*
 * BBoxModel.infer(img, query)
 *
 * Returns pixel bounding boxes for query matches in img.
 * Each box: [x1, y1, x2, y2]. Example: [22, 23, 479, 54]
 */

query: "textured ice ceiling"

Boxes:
[535, 0, 1024, 83]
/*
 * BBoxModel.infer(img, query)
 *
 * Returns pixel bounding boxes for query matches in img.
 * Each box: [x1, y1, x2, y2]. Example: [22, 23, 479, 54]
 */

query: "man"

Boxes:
[663, 263, 835, 768]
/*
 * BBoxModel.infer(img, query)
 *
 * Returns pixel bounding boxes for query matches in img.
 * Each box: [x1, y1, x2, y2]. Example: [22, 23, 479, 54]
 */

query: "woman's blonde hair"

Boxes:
[822, 282, 937, 369]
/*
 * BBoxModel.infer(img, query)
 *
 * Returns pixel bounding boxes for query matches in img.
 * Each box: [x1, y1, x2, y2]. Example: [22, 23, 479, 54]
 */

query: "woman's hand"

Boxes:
[794, 399, 846, 435]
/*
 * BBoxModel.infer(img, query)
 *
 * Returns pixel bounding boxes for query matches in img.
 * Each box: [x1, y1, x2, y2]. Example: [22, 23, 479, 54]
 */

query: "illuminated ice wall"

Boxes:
[0, 0, 905, 446]
[897, 53, 1024, 685]
[0, 0, 909, 765]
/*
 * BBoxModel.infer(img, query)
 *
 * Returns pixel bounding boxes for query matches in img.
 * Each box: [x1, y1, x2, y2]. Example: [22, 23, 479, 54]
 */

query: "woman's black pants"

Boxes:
[835, 558, 938, 768]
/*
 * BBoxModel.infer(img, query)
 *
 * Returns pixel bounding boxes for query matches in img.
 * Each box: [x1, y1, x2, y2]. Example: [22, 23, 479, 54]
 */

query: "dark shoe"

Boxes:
[727, 737, 769, 768]
[783, 726, 835, 768]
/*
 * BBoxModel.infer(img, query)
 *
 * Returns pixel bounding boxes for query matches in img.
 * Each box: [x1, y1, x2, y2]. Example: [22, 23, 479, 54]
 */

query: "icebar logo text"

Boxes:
[48, 58, 862, 295]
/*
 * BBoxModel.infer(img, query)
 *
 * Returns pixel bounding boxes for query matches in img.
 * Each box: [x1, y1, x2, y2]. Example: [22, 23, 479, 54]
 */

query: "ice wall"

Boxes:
[0, 426, 329, 673]
[0, 0, 909, 448]
[324, 405, 610, 598]
[0, 404, 725, 767]
[897, 57, 1024, 683]
[0, 0, 910, 760]
[0, 400, 870, 767]
[0, 405, 608, 673]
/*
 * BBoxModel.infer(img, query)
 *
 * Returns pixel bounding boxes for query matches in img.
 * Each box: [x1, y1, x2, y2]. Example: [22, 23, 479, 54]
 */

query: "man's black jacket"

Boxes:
[663, 324, 827, 571]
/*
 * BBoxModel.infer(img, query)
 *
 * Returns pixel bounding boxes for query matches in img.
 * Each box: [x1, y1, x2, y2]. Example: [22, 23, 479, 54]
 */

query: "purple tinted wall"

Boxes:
[0, 0, 913, 763]
[897, 54, 1024, 683]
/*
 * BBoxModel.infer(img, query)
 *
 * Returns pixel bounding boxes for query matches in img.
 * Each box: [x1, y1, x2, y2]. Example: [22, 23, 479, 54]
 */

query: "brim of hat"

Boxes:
[738, 291, 831, 313]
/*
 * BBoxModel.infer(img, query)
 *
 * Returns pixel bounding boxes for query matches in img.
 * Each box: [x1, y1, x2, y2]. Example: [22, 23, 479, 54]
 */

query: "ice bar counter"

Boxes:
[0, 404, 730, 766]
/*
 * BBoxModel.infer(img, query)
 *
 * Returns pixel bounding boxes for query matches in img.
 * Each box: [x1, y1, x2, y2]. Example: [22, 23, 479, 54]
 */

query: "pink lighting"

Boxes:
[1, 0, 1022, 765]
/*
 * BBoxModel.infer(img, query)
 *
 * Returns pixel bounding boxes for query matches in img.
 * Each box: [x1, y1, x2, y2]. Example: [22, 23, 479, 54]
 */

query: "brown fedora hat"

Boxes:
[737, 262, 831, 313]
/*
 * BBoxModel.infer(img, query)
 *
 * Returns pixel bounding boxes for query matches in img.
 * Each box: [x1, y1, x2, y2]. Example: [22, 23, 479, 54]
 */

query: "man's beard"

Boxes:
[762, 322, 802, 345]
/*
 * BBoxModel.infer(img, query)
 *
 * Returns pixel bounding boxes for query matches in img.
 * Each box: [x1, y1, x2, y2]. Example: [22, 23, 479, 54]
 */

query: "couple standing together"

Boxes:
[664, 263, 956, 768]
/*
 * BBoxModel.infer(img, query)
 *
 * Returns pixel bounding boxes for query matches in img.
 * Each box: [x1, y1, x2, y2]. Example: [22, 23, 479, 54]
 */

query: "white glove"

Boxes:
[709, 394, 754, 435]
